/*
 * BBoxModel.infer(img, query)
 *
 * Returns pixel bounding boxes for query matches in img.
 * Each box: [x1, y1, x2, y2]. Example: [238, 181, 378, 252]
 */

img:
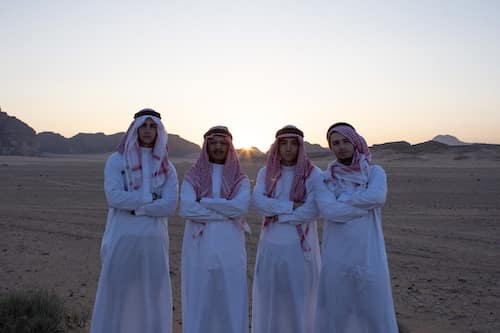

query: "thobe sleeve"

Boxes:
[276, 170, 319, 225]
[338, 165, 387, 210]
[314, 171, 369, 223]
[136, 161, 179, 217]
[252, 167, 294, 217]
[199, 178, 251, 218]
[104, 153, 151, 210]
[179, 179, 227, 222]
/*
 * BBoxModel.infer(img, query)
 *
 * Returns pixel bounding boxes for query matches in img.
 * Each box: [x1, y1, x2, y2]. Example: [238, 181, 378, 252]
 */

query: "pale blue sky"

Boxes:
[1, 0, 499, 150]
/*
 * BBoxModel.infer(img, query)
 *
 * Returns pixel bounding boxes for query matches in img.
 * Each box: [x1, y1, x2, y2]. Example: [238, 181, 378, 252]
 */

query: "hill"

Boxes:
[0, 110, 201, 156]
[372, 140, 500, 161]
[432, 134, 469, 146]
[0, 111, 39, 155]
[1, 110, 499, 161]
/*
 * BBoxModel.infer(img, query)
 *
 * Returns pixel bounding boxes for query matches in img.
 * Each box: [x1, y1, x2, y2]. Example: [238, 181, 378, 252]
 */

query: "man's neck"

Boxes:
[338, 157, 353, 165]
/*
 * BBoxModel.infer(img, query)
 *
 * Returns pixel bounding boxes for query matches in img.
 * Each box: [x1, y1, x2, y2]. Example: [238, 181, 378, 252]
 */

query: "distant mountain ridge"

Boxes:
[1, 110, 499, 159]
[38, 131, 201, 156]
[371, 140, 500, 161]
[432, 134, 469, 146]
[0, 111, 39, 155]
[1, 110, 200, 156]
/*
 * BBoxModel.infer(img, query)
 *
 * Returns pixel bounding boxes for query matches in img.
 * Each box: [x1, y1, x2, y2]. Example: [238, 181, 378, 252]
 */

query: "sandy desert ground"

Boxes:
[0, 151, 499, 332]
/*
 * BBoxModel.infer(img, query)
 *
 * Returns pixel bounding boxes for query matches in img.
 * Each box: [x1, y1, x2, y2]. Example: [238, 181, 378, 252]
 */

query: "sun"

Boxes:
[233, 136, 268, 152]
[230, 123, 271, 152]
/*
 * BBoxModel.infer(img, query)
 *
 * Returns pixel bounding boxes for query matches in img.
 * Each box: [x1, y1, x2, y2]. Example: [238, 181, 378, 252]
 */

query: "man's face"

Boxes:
[207, 135, 229, 164]
[138, 118, 158, 148]
[329, 132, 355, 164]
[278, 137, 300, 166]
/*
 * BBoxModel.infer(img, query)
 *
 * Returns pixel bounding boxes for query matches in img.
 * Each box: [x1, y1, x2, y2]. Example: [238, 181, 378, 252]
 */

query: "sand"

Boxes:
[0, 152, 499, 332]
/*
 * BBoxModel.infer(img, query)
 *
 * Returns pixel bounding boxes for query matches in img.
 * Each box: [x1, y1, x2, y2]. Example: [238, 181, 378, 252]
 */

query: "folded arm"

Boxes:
[251, 168, 293, 217]
[277, 176, 319, 225]
[179, 180, 226, 222]
[338, 166, 387, 210]
[314, 174, 369, 223]
[199, 178, 250, 218]
[135, 162, 179, 217]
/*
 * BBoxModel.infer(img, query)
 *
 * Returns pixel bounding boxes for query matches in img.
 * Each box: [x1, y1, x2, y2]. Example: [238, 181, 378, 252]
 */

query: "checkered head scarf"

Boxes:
[263, 125, 314, 253]
[117, 108, 169, 190]
[185, 126, 247, 201]
[326, 122, 371, 183]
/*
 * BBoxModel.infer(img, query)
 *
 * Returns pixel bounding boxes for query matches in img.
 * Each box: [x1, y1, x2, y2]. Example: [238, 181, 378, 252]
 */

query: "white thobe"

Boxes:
[314, 164, 398, 333]
[90, 149, 178, 333]
[179, 163, 251, 333]
[251, 165, 321, 333]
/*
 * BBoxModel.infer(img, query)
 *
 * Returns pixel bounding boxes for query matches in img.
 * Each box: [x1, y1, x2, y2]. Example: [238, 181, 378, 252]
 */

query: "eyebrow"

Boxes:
[208, 138, 226, 143]
[280, 138, 299, 143]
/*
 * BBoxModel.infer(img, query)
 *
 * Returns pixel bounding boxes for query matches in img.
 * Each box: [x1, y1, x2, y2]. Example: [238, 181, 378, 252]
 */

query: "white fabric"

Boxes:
[90, 151, 178, 333]
[121, 115, 169, 190]
[251, 165, 321, 333]
[314, 164, 399, 333]
[180, 164, 251, 333]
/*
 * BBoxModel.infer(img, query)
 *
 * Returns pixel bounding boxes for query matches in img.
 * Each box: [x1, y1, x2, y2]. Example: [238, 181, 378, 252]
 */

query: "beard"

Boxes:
[337, 156, 353, 166]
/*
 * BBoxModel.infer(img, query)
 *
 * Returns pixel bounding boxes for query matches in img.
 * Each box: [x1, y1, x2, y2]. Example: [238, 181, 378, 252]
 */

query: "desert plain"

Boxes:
[0, 149, 499, 332]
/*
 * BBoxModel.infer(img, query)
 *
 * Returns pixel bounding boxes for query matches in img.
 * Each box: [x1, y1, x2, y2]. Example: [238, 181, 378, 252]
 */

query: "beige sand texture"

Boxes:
[0, 151, 499, 332]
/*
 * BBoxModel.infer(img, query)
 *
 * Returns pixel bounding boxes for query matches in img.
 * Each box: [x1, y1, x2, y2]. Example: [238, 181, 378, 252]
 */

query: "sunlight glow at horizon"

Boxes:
[1, 1, 500, 152]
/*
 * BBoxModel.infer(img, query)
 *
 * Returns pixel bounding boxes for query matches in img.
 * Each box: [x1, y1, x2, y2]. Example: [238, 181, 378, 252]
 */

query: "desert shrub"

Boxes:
[0, 288, 65, 333]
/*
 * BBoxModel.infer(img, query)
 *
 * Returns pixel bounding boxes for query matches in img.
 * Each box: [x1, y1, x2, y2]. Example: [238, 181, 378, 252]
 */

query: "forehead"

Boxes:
[140, 117, 157, 125]
[279, 136, 300, 144]
[329, 131, 347, 141]
[207, 135, 227, 143]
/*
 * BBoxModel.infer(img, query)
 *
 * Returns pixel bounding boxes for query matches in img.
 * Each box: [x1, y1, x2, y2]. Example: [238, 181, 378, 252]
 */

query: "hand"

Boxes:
[293, 201, 304, 210]
[266, 215, 278, 223]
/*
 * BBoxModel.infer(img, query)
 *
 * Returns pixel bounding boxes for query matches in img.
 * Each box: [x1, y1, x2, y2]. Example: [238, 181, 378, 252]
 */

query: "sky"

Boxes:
[1, 0, 499, 151]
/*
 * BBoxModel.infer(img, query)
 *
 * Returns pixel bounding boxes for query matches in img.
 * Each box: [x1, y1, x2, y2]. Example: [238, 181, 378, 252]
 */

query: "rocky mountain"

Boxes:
[0, 110, 200, 156]
[372, 140, 500, 161]
[0, 111, 39, 155]
[38, 131, 124, 154]
[39, 131, 200, 156]
[304, 141, 330, 158]
[432, 134, 469, 146]
[166, 134, 201, 156]
[1, 110, 498, 160]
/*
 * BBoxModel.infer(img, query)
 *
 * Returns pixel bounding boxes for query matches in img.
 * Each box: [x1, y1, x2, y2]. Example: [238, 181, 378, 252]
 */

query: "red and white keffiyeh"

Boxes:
[117, 114, 169, 191]
[264, 125, 314, 253]
[185, 126, 249, 237]
[326, 124, 371, 187]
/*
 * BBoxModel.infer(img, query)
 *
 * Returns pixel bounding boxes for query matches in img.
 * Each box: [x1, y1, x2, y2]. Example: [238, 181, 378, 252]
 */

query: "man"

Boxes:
[314, 122, 398, 332]
[251, 125, 321, 333]
[179, 125, 251, 333]
[90, 109, 178, 333]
